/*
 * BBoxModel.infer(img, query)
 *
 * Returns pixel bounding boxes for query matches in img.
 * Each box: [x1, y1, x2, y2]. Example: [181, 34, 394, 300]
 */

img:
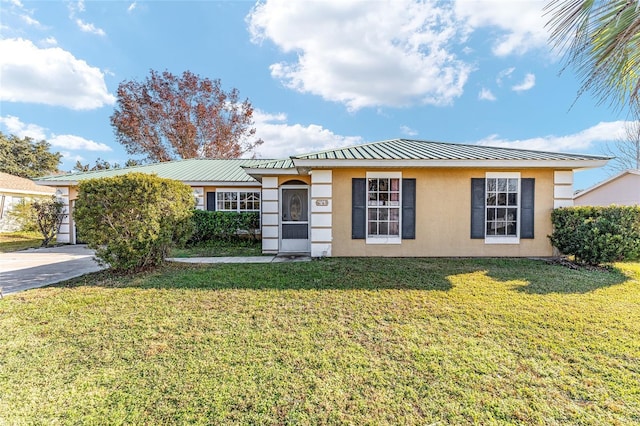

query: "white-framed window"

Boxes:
[216, 190, 261, 212]
[366, 172, 401, 244]
[485, 172, 520, 244]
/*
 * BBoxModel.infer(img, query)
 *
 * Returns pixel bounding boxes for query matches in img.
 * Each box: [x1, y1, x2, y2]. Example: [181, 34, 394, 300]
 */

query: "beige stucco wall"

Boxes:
[330, 168, 556, 257]
[574, 173, 640, 206]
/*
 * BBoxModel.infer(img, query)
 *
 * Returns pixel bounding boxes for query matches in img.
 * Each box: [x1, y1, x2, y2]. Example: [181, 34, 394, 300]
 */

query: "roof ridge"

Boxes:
[290, 138, 403, 159]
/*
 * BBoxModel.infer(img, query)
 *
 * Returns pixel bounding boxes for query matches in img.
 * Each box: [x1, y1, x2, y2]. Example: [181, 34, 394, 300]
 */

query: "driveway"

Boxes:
[0, 245, 106, 296]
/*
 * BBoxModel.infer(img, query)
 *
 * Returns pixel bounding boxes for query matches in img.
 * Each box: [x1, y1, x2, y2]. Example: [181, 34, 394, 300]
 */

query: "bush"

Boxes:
[549, 206, 640, 265]
[189, 210, 260, 244]
[74, 173, 194, 271]
[32, 196, 66, 247]
[8, 199, 38, 232]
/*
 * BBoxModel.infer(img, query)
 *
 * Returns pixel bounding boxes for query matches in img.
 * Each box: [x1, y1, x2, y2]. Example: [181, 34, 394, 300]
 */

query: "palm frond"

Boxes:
[545, 0, 640, 109]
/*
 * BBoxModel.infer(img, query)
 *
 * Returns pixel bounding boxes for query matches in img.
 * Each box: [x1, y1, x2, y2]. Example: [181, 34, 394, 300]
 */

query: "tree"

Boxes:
[74, 173, 194, 271]
[73, 158, 143, 173]
[0, 132, 61, 178]
[32, 196, 66, 247]
[604, 103, 640, 171]
[7, 199, 38, 232]
[110, 70, 263, 162]
[546, 1, 640, 109]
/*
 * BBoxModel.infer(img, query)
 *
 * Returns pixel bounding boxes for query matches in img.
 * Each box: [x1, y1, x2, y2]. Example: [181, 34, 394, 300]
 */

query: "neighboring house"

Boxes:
[574, 169, 640, 206]
[35, 139, 610, 257]
[0, 172, 56, 232]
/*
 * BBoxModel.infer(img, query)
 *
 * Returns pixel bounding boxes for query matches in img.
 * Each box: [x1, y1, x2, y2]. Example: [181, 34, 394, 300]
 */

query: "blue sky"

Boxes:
[0, 0, 632, 190]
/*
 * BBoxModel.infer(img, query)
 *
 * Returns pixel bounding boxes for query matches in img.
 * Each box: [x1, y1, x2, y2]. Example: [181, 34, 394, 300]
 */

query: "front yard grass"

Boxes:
[1, 258, 639, 424]
[0, 231, 45, 252]
[170, 238, 262, 257]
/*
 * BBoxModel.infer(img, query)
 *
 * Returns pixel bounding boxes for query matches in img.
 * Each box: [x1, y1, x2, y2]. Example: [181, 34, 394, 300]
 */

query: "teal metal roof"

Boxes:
[247, 159, 295, 169]
[291, 139, 611, 162]
[37, 158, 274, 183]
[36, 139, 612, 186]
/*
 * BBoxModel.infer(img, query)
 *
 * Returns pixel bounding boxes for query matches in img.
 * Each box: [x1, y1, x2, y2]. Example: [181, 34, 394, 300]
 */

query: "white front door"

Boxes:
[280, 186, 310, 253]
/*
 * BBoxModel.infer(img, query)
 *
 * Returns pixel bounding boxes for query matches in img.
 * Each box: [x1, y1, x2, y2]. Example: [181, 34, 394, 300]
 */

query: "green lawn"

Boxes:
[170, 239, 262, 257]
[0, 231, 45, 252]
[1, 258, 639, 424]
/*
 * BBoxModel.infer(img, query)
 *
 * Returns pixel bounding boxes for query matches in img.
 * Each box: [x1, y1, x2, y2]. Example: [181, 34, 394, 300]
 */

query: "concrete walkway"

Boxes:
[0, 245, 105, 296]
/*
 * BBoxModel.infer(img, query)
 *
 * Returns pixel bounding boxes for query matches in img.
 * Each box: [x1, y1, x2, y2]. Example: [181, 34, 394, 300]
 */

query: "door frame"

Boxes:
[278, 184, 310, 254]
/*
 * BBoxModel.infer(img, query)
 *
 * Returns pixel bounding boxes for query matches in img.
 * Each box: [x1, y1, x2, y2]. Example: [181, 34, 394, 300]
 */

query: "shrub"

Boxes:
[189, 210, 260, 244]
[549, 206, 640, 265]
[32, 196, 66, 247]
[8, 199, 38, 232]
[74, 173, 194, 271]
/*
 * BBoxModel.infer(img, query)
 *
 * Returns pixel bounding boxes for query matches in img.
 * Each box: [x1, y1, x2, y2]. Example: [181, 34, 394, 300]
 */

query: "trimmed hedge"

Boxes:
[189, 210, 260, 244]
[74, 173, 194, 271]
[549, 206, 640, 265]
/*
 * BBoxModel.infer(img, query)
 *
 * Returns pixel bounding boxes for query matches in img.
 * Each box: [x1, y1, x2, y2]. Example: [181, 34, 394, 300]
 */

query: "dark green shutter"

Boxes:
[206, 192, 216, 211]
[352, 178, 366, 239]
[402, 179, 416, 239]
[471, 178, 485, 239]
[520, 178, 535, 239]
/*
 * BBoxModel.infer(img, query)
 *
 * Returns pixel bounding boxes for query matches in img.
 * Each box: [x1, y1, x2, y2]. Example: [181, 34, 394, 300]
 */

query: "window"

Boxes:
[366, 172, 401, 243]
[215, 190, 260, 212]
[485, 172, 520, 243]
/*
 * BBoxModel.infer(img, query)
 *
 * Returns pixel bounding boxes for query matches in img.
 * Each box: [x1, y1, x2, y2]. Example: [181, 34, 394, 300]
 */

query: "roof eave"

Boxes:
[242, 167, 300, 181]
[0, 187, 56, 196]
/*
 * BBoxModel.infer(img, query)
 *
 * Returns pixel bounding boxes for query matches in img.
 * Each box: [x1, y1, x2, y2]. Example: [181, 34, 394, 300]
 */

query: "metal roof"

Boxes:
[247, 159, 295, 169]
[36, 159, 273, 184]
[34, 139, 612, 187]
[292, 139, 611, 162]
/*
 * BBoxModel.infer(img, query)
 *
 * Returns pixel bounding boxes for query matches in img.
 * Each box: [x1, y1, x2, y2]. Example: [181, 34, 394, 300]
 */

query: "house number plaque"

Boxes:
[315, 199, 329, 207]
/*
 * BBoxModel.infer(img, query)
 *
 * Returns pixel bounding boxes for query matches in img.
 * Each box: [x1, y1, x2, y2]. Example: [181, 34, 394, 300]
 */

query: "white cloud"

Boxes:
[511, 73, 536, 92]
[20, 13, 41, 27]
[59, 152, 86, 163]
[496, 67, 515, 86]
[128, 2, 137, 13]
[0, 38, 115, 110]
[49, 134, 112, 151]
[478, 87, 496, 101]
[454, 0, 548, 56]
[476, 121, 628, 152]
[41, 36, 58, 47]
[68, 0, 106, 36]
[400, 125, 418, 137]
[75, 18, 106, 36]
[248, 0, 471, 111]
[252, 110, 364, 158]
[0, 115, 47, 140]
[0, 115, 111, 152]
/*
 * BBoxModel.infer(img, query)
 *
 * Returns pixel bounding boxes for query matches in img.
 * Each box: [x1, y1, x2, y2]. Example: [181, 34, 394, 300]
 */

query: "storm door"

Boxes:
[280, 186, 310, 253]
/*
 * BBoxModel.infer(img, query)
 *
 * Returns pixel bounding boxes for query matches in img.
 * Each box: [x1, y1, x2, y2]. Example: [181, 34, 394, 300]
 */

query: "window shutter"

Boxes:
[402, 179, 416, 239]
[352, 178, 366, 239]
[520, 178, 535, 239]
[470, 178, 485, 239]
[206, 192, 216, 211]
